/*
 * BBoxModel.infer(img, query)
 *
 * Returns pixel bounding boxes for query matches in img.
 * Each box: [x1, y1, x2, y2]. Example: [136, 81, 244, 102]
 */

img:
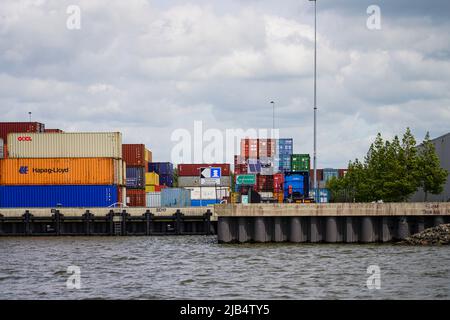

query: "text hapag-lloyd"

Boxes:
[32, 168, 70, 174]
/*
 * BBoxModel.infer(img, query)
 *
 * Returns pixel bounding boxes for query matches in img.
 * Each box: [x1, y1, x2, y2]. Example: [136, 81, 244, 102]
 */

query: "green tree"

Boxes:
[416, 132, 448, 201]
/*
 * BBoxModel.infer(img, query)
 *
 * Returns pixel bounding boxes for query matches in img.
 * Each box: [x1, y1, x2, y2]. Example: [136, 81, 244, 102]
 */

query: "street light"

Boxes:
[270, 101, 275, 132]
[309, 0, 318, 203]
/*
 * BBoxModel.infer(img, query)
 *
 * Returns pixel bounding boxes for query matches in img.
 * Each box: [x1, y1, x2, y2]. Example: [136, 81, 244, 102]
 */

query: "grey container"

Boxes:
[146, 192, 161, 207]
[161, 188, 191, 207]
[0, 138, 3, 158]
[178, 176, 231, 187]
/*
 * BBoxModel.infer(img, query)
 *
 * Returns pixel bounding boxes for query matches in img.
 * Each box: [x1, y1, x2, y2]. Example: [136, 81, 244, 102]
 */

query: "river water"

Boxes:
[1, 236, 449, 299]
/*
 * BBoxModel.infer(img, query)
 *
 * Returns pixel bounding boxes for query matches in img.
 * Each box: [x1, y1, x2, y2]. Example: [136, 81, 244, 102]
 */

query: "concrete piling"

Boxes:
[397, 216, 410, 240]
[310, 217, 323, 243]
[238, 217, 250, 243]
[273, 217, 287, 242]
[289, 217, 307, 243]
[361, 217, 375, 243]
[345, 217, 358, 243]
[254, 217, 267, 242]
[380, 217, 394, 242]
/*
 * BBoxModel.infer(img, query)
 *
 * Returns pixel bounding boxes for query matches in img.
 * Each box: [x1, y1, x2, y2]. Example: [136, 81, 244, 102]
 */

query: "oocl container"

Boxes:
[0, 158, 124, 185]
[0, 185, 120, 208]
[0, 122, 45, 144]
[8, 132, 122, 159]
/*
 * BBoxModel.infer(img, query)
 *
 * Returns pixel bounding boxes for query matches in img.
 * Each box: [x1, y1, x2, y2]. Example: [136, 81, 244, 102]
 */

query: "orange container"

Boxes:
[0, 158, 124, 185]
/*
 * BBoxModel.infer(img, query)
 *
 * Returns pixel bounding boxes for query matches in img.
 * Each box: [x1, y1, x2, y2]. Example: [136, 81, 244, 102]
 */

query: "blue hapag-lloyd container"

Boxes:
[0, 185, 119, 208]
[191, 199, 220, 207]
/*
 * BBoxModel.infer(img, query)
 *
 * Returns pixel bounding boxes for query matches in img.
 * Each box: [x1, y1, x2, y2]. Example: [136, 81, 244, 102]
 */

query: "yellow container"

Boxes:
[145, 172, 159, 185]
[145, 185, 156, 192]
[145, 149, 153, 163]
[230, 192, 241, 204]
[0, 158, 124, 185]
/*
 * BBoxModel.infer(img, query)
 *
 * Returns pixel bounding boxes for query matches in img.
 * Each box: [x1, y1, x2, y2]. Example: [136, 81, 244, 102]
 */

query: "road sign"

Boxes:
[200, 167, 221, 185]
[236, 174, 256, 185]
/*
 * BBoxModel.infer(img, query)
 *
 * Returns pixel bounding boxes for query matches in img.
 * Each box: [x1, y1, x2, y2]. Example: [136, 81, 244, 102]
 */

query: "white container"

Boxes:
[146, 192, 161, 207]
[178, 176, 231, 187]
[8, 132, 122, 159]
[259, 192, 274, 199]
[185, 187, 230, 200]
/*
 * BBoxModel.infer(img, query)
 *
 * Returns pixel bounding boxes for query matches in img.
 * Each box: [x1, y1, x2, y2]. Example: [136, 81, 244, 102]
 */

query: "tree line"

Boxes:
[327, 128, 448, 202]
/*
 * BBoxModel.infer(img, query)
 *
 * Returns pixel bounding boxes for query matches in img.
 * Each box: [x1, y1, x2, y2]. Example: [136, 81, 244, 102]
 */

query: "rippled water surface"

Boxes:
[1, 236, 449, 299]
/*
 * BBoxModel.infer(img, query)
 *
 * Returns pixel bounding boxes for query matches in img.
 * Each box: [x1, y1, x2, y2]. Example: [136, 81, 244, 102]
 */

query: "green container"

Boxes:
[291, 154, 310, 172]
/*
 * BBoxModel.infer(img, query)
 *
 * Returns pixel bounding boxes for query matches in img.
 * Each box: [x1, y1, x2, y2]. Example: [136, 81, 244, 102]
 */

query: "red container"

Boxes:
[234, 164, 248, 175]
[126, 188, 146, 207]
[258, 139, 275, 157]
[257, 174, 274, 191]
[44, 129, 63, 133]
[234, 155, 246, 165]
[155, 185, 167, 192]
[338, 169, 347, 178]
[310, 169, 324, 181]
[240, 139, 258, 158]
[178, 163, 231, 176]
[0, 122, 45, 144]
[123, 144, 146, 167]
[273, 173, 284, 191]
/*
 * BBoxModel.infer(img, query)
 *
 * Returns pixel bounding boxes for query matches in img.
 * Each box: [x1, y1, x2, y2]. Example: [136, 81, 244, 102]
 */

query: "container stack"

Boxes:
[276, 138, 293, 172]
[0, 132, 125, 207]
[178, 164, 231, 206]
[148, 162, 174, 187]
[123, 144, 152, 207]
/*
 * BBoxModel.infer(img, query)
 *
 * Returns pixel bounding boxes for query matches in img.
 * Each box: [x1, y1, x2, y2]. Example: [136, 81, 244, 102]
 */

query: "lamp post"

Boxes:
[309, 0, 318, 203]
[270, 101, 275, 132]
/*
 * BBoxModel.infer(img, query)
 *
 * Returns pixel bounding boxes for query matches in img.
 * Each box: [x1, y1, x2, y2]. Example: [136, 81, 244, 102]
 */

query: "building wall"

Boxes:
[410, 132, 450, 202]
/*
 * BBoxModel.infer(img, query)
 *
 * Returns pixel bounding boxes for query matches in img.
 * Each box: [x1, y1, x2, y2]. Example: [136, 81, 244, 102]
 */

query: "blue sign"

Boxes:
[210, 167, 221, 178]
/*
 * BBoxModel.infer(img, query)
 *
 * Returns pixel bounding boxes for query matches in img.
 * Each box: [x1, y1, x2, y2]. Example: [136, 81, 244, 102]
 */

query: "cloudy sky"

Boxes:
[1, 0, 449, 167]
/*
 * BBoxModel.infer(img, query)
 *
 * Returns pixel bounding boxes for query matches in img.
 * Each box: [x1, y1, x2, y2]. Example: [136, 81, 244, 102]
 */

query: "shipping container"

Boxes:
[234, 164, 248, 175]
[0, 138, 3, 159]
[126, 167, 146, 189]
[146, 192, 161, 207]
[273, 173, 284, 191]
[184, 187, 230, 200]
[338, 169, 347, 178]
[309, 169, 324, 182]
[148, 162, 173, 175]
[145, 172, 159, 186]
[190, 199, 220, 206]
[0, 158, 124, 185]
[0, 185, 119, 208]
[161, 188, 191, 207]
[145, 149, 152, 163]
[122, 144, 147, 167]
[0, 122, 45, 144]
[145, 185, 155, 192]
[240, 139, 258, 158]
[323, 168, 339, 182]
[257, 175, 274, 192]
[291, 154, 310, 172]
[310, 188, 330, 203]
[8, 132, 122, 159]
[284, 172, 309, 199]
[44, 129, 63, 133]
[259, 191, 274, 199]
[234, 155, 246, 165]
[178, 176, 231, 187]
[126, 188, 146, 207]
[159, 174, 174, 187]
[258, 139, 276, 157]
[273, 191, 284, 203]
[178, 163, 231, 176]
[247, 159, 261, 174]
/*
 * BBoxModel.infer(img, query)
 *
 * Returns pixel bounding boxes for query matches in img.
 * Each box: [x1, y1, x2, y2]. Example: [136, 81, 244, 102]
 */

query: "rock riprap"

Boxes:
[401, 223, 450, 245]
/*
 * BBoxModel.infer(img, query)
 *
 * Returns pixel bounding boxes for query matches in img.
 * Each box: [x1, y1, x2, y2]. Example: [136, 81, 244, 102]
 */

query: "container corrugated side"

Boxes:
[8, 132, 122, 159]
[122, 144, 146, 167]
[146, 192, 161, 207]
[0, 158, 124, 185]
[145, 172, 159, 186]
[0, 185, 119, 208]
[161, 188, 191, 207]
[125, 188, 146, 207]
[0, 138, 3, 159]
[184, 187, 230, 200]
[190, 199, 219, 206]
[126, 167, 145, 188]
[178, 176, 231, 187]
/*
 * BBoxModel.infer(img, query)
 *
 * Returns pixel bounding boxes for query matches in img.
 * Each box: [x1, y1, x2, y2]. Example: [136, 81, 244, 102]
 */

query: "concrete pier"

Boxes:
[215, 203, 450, 243]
